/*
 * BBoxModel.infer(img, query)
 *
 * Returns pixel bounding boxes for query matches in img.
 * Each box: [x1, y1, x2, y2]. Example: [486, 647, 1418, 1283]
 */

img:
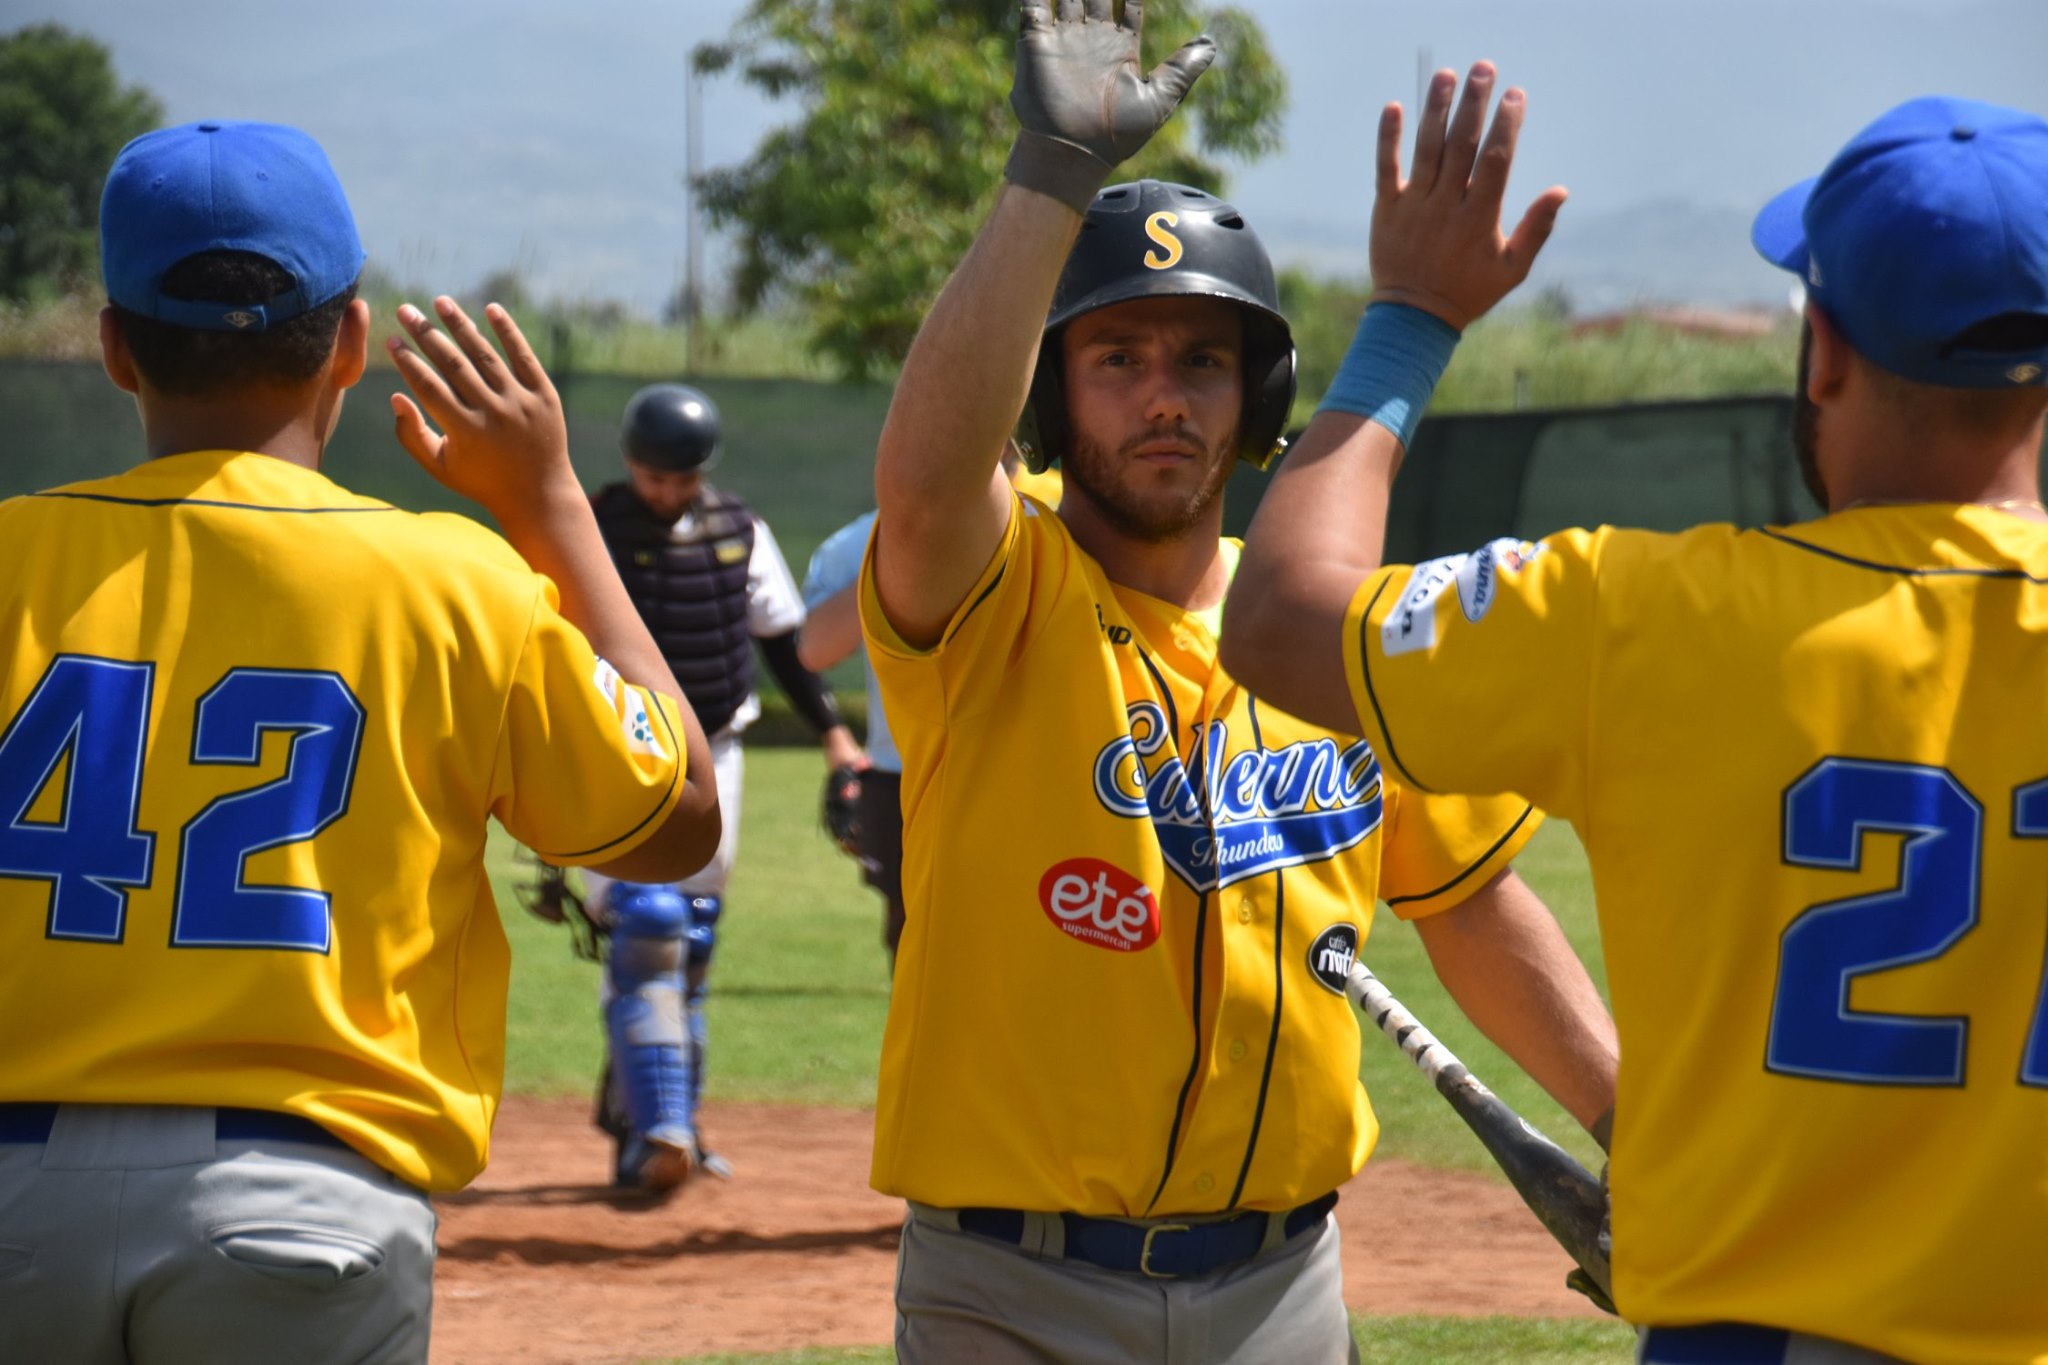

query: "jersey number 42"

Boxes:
[0, 654, 365, 953]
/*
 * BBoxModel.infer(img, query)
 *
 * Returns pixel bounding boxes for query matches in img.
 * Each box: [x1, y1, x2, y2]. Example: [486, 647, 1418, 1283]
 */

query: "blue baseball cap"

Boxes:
[1752, 96, 2048, 389]
[99, 120, 366, 333]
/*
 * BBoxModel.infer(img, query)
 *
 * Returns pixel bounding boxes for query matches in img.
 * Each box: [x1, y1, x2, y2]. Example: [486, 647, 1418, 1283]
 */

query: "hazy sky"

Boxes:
[13, 0, 2043, 313]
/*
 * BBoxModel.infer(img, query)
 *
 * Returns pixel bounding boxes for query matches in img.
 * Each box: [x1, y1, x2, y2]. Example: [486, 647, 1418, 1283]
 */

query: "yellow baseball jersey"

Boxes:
[1344, 506, 2048, 1364]
[0, 451, 688, 1192]
[1012, 464, 1064, 507]
[861, 493, 1537, 1215]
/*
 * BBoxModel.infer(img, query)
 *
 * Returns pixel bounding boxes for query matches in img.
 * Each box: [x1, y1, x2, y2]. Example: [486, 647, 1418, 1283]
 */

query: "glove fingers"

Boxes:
[1081, 0, 1113, 21]
[1021, 1, 1053, 35]
[1056, 0, 1082, 23]
[1146, 36, 1216, 107]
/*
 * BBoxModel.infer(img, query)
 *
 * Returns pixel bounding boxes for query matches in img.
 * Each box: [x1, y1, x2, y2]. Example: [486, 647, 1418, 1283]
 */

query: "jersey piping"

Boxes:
[524, 698, 683, 860]
[31, 490, 399, 514]
[942, 561, 1009, 647]
[1140, 642, 1201, 1216]
[1228, 694, 1285, 1210]
[1353, 576, 1430, 792]
[1759, 525, 2048, 583]
[1383, 803, 1537, 907]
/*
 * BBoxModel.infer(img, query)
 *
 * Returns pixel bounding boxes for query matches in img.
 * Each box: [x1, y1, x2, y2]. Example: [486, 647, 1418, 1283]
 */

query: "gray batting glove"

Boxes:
[1005, 0, 1217, 212]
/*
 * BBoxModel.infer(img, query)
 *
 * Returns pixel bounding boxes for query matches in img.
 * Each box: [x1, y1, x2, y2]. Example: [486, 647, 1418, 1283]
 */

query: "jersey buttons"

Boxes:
[1228, 1039, 1247, 1062]
[1236, 898, 1254, 924]
[1194, 1173, 1215, 1194]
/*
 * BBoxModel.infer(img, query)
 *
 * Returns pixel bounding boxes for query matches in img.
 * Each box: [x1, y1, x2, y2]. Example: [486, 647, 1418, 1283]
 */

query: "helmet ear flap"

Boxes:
[1016, 328, 1071, 474]
[1238, 324, 1298, 471]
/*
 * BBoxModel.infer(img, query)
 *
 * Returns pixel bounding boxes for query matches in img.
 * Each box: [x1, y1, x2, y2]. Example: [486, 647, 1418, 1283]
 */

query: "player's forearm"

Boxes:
[1224, 299, 1465, 730]
[494, 478, 680, 703]
[872, 186, 1078, 645]
[1222, 408, 1406, 732]
[797, 582, 862, 672]
[820, 724, 863, 771]
[494, 479, 721, 848]
[1413, 869, 1620, 1136]
[758, 628, 843, 735]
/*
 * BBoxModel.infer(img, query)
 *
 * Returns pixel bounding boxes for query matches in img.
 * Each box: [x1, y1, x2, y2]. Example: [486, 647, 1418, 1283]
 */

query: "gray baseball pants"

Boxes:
[0, 1103, 437, 1365]
[896, 1201, 1360, 1364]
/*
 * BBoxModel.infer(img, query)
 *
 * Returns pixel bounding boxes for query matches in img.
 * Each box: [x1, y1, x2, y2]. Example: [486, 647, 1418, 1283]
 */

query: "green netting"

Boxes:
[8, 361, 2036, 583]
[1219, 395, 1816, 561]
[0, 362, 890, 579]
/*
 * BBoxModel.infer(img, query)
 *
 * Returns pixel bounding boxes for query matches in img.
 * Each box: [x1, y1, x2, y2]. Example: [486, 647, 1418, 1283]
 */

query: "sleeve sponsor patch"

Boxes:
[592, 656, 669, 759]
[1381, 538, 1541, 658]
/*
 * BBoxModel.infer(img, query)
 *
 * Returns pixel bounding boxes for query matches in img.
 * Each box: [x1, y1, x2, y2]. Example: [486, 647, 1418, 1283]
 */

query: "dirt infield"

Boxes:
[430, 1097, 1604, 1364]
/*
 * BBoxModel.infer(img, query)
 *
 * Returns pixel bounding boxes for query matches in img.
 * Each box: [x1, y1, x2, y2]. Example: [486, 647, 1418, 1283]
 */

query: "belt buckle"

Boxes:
[1139, 1222, 1191, 1279]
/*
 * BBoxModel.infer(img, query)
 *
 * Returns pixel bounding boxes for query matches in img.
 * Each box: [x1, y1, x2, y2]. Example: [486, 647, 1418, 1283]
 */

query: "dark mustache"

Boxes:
[1117, 424, 1203, 457]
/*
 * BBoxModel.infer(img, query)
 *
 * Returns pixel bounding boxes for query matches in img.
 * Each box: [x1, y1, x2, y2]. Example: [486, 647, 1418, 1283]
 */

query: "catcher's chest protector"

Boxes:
[595, 483, 757, 734]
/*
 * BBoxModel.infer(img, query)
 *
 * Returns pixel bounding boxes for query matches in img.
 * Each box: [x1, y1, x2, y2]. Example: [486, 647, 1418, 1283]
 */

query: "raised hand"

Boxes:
[385, 297, 578, 515]
[1005, 0, 1216, 211]
[1370, 62, 1567, 331]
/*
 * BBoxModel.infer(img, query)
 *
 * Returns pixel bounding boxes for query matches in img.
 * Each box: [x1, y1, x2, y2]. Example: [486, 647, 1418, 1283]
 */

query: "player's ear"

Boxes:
[98, 306, 141, 395]
[1803, 302, 1852, 405]
[330, 296, 372, 391]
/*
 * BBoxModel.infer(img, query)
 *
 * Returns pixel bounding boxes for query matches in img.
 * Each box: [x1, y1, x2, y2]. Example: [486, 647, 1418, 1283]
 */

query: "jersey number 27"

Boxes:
[0, 654, 365, 953]
[1771, 756, 2048, 1089]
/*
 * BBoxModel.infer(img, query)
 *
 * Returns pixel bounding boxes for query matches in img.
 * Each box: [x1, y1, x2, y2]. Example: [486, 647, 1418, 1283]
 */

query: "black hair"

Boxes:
[113, 251, 359, 397]
[1944, 312, 2048, 355]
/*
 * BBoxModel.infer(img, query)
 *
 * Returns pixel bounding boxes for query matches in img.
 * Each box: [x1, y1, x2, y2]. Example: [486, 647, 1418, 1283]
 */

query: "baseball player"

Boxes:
[581, 382, 864, 1191]
[858, 8, 1620, 1361]
[0, 120, 718, 1364]
[1225, 71, 2048, 1365]
[800, 508, 905, 967]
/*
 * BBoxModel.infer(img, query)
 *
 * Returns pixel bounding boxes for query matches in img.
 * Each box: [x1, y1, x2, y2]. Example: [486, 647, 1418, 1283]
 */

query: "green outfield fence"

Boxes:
[0, 362, 1873, 732]
[1224, 394, 1818, 559]
[0, 361, 1824, 569]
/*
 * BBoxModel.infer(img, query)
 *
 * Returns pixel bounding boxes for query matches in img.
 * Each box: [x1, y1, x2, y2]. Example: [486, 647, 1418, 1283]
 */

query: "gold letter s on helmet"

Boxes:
[1143, 212, 1183, 270]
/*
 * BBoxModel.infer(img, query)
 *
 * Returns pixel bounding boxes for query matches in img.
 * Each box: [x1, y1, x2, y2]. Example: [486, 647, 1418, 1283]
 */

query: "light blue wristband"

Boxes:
[1316, 302, 1461, 448]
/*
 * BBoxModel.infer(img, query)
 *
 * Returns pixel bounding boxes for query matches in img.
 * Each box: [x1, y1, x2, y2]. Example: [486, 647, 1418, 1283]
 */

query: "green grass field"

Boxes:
[639, 1312, 1638, 1364]
[489, 747, 1625, 1362]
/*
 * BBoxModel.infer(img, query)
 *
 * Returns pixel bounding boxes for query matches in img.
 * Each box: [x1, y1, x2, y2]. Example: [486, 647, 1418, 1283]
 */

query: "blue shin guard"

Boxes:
[683, 894, 721, 1115]
[605, 884, 694, 1185]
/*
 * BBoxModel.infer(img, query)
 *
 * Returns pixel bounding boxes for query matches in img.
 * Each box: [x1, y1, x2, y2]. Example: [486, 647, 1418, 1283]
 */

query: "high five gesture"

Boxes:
[1371, 61, 1567, 331]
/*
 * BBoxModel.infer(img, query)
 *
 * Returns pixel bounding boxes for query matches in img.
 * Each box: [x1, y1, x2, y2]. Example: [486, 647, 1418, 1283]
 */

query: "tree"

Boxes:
[696, 0, 1286, 379]
[0, 25, 163, 301]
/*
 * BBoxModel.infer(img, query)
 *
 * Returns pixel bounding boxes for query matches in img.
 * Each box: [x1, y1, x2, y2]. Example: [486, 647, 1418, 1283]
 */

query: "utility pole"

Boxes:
[683, 52, 704, 375]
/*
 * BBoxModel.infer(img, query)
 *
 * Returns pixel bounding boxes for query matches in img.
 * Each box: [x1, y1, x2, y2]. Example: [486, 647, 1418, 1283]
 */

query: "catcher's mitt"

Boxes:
[512, 847, 607, 962]
[821, 764, 864, 858]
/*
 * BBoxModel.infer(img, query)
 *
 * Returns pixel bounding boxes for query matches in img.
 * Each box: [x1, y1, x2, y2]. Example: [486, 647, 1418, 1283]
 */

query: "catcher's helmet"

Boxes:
[1017, 180, 1296, 473]
[621, 383, 721, 472]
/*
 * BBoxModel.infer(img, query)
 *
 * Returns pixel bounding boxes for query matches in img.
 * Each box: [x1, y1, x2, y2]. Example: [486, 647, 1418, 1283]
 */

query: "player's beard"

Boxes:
[1062, 421, 1238, 543]
[1792, 320, 1829, 509]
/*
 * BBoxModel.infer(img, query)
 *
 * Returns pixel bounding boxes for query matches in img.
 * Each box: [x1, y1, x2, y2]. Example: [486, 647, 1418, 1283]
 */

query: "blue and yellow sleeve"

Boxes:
[1342, 529, 1603, 828]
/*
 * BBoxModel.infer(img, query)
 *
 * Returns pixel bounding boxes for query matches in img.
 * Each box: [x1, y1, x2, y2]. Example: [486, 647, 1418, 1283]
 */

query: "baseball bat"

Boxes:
[1347, 963, 1613, 1303]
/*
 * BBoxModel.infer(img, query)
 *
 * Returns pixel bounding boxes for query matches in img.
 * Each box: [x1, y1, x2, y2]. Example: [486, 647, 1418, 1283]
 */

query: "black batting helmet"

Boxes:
[621, 383, 721, 472]
[1016, 179, 1296, 473]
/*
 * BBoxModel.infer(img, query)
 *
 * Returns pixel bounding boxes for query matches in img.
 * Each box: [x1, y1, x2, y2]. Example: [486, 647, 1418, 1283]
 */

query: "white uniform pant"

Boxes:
[586, 724, 743, 913]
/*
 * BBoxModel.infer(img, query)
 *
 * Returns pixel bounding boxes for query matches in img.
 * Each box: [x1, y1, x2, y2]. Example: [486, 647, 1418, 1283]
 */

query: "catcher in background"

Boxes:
[578, 382, 864, 1193]
[0, 120, 718, 1364]
[858, 6, 1617, 1361]
[800, 451, 1053, 973]
[801, 508, 900, 968]
[1225, 74, 2048, 1365]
